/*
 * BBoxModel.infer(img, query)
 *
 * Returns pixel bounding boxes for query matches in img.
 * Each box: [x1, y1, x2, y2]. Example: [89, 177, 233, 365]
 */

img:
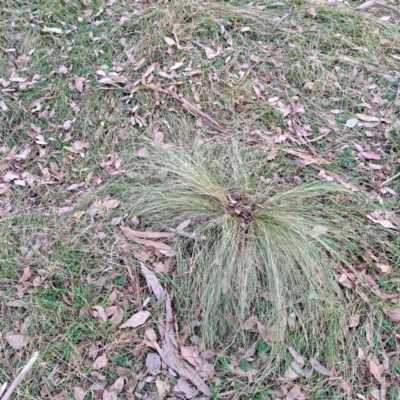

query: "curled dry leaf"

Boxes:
[43, 26, 63, 34]
[140, 262, 164, 300]
[310, 358, 331, 376]
[122, 226, 171, 239]
[120, 310, 151, 328]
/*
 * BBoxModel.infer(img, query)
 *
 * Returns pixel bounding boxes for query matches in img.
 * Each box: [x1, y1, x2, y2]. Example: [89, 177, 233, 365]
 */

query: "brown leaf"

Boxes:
[156, 380, 170, 398]
[6, 300, 26, 307]
[173, 378, 197, 399]
[349, 313, 360, 328]
[369, 359, 383, 381]
[93, 354, 107, 369]
[286, 385, 301, 400]
[103, 199, 120, 210]
[153, 295, 211, 396]
[176, 219, 191, 231]
[384, 307, 400, 323]
[288, 347, 304, 367]
[74, 386, 85, 400]
[181, 346, 200, 367]
[113, 377, 124, 393]
[120, 310, 151, 328]
[43, 26, 63, 34]
[74, 76, 84, 93]
[310, 358, 331, 376]
[6, 334, 30, 349]
[146, 352, 161, 375]
[154, 131, 164, 144]
[164, 37, 175, 46]
[244, 315, 258, 330]
[282, 149, 332, 165]
[19, 266, 32, 282]
[122, 226, 172, 239]
[140, 262, 164, 300]
[93, 305, 107, 323]
[145, 328, 157, 342]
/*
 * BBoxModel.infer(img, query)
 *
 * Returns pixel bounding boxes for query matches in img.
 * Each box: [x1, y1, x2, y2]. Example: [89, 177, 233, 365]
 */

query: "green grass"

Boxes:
[1, 0, 400, 398]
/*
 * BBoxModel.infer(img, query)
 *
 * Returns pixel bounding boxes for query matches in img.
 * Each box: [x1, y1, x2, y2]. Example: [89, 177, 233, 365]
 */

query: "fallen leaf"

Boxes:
[281, 149, 331, 164]
[164, 37, 175, 46]
[384, 307, 400, 323]
[156, 380, 170, 398]
[74, 386, 85, 400]
[6, 334, 30, 349]
[244, 315, 258, 330]
[137, 147, 147, 157]
[93, 305, 107, 323]
[113, 377, 124, 393]
[59, 65, 68, 74]
[154, 131, 164, 144]
[122, 226, 172, 239]
[120, 310, 151, 328]
[146, 352, 161, 375]
[369, 359, 383, 381]
[308, 7, 317, 17]
[177, 219, 191, 231]
[288, 347, 304, 367]
[310, 358, 331, 376]
[93, 354, 107, 369]
[376, 263, 390, 273]
[103, 199, 120, 210]
[19, 266, 32, 283]
[43, 26, 63, 34]
[6, 300, 26, 307]
[361, 152, 380, 160]
[140, 262, 164, 300]
[346, 118, 358, 128]
[355, 114, 380, 122]
[74, 76, 84, 93]
[181, 346, 200, 367]
[170, 62, 184, 70]
[286, 385, 301, 400]
[349, 313, 360, 328]
[173, 378, 197, 399]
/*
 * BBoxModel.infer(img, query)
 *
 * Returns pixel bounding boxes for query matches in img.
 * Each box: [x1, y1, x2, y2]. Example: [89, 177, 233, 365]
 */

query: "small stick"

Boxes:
[381, 171, 400, 187]
[217, 389, 237, 397]
[273, 7, 292, 31]
[163, 227, 197, 240]
[357, 1, 400, 16]
[2, 352, 40, 400]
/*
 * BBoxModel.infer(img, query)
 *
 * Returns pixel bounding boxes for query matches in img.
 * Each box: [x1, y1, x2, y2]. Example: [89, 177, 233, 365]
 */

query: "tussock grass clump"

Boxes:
[119, 142, 383, 370]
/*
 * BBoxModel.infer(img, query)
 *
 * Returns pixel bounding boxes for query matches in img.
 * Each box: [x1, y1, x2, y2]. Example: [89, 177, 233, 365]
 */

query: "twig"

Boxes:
[163, 227, 197, 240]
[2, 352, 40, 400]
[381, 171, 400, 187]
[127, 84, 230, 134]
[273, 7, 292, 31]
[357, 1, 400, 16]
[0, 383, 7, 397]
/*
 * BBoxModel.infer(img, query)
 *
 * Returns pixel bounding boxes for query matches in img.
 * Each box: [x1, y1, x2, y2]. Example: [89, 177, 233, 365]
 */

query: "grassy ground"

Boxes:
[1, 0, 400, 399]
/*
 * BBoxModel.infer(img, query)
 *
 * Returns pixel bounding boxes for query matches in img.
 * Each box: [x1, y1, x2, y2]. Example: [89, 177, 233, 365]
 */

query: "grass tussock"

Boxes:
[114, 142, 388, 371]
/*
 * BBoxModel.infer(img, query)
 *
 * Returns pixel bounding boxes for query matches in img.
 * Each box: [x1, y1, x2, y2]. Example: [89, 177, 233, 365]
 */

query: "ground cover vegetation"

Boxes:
[1, 0, 400, 399]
